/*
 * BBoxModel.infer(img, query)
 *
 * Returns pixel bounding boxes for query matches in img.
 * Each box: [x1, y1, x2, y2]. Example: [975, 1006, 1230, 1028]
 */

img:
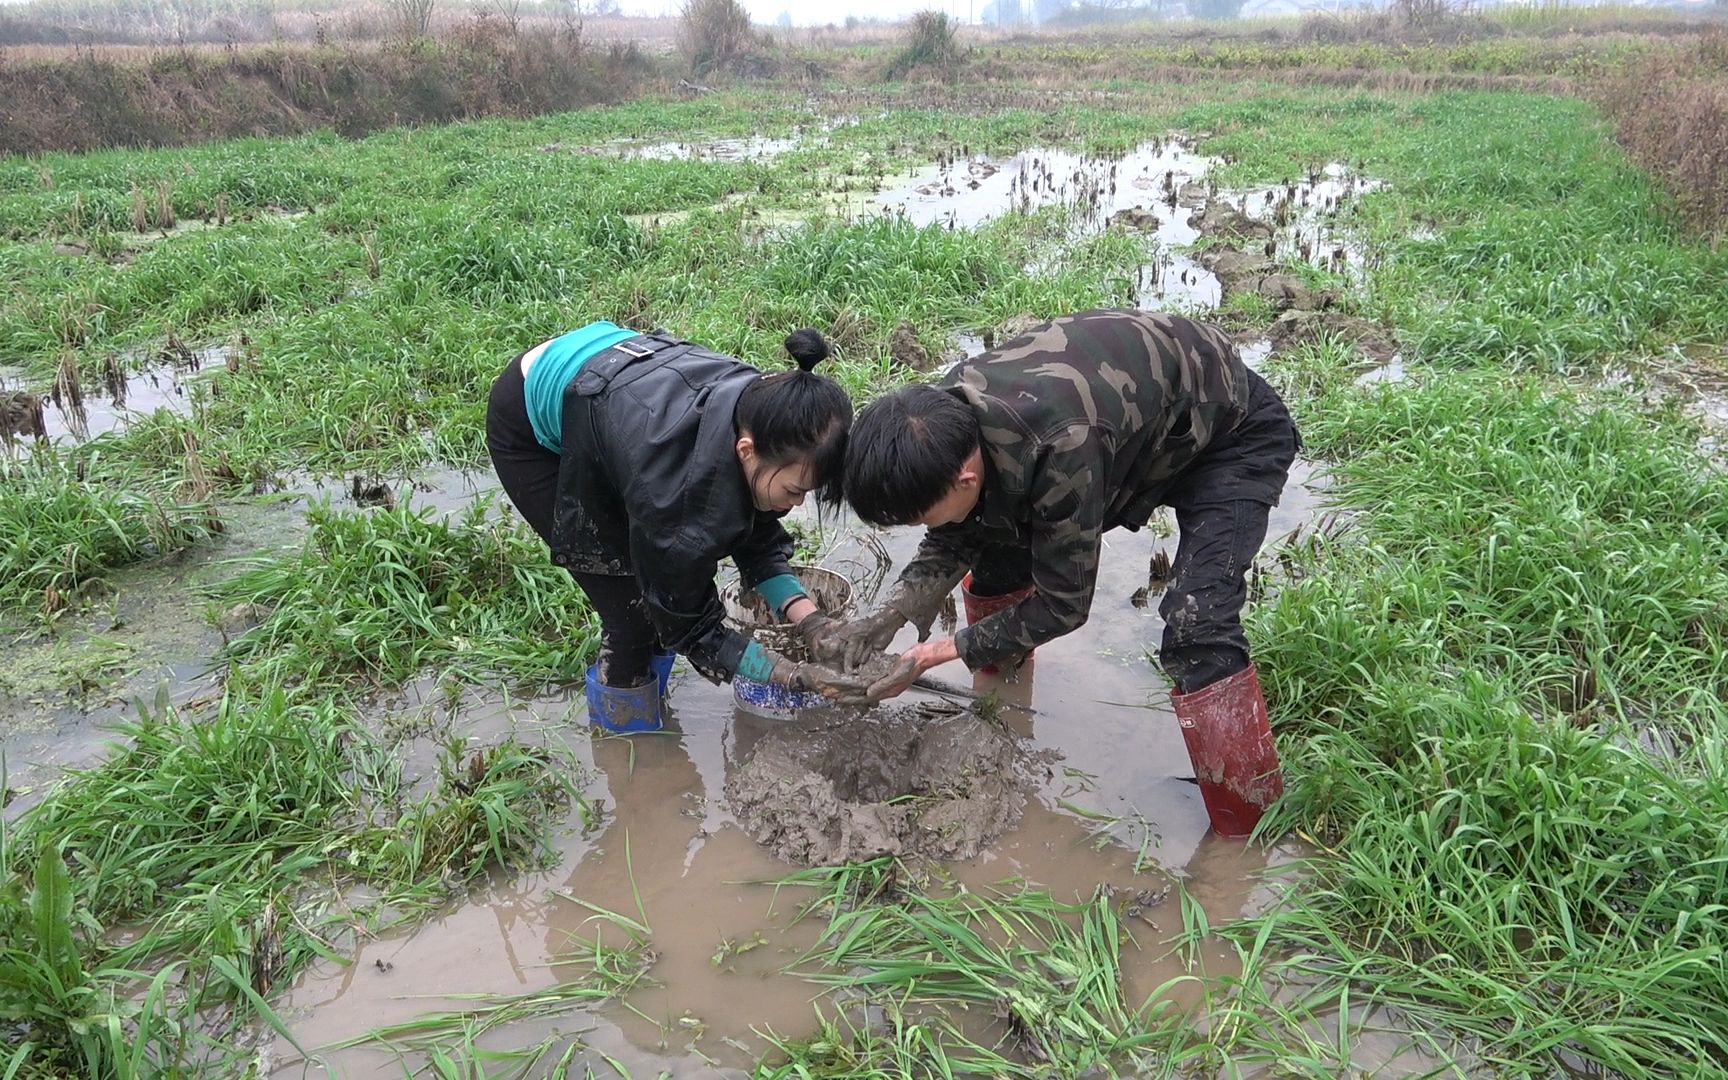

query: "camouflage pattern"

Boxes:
[892, 309, 1256, 671]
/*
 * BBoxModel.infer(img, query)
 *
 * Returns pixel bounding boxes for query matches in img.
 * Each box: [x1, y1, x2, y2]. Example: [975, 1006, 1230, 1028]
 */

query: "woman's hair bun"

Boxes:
[783, 328, 831, 372]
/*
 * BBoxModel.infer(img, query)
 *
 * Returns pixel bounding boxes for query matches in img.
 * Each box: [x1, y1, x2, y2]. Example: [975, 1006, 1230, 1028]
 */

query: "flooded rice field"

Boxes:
[7, 446, 1433, 1076]
[260, 457, 1452, 1078]
[9, 83, 1725, 1078]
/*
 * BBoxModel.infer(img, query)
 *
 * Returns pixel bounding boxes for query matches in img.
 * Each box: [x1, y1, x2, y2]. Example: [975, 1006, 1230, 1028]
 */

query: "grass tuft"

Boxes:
[0, 449, 217, 614]
[2, 686, 586, 1077]
[211, 497, 598, 690]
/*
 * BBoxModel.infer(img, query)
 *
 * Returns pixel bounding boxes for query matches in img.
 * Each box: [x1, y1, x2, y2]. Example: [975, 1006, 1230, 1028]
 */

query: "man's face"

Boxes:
[912, 455, 984, 527]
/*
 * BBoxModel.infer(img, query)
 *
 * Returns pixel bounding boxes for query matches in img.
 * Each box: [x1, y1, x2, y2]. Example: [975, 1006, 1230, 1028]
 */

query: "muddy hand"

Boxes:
[787, 660, 884, 706]
[826, 606, 907, 670]
[863, 654, 919, 702]
[866, 636, 959, 703]
[793, 611, 847, 665]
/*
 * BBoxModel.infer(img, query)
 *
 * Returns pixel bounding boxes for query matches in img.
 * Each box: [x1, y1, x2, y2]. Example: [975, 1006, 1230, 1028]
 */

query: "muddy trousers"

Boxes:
[971, 370, 1299, 695]
[485, 356, 661, 687]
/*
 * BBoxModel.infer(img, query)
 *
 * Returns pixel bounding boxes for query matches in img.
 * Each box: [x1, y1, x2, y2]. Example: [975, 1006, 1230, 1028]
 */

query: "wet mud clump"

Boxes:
[888, 320, 937, 372]
[725, 706, 1043, 865]
[1188, 198, 1274, 242]
[1269, 308, 1399, 361]
[1195, 245, 1344, 314]
[1, 391, 47, 442]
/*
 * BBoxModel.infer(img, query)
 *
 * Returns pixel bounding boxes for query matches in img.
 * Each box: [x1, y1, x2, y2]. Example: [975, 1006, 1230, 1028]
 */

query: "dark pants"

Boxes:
[486, 356, 660, 687]
[971, 371, 1299, 695]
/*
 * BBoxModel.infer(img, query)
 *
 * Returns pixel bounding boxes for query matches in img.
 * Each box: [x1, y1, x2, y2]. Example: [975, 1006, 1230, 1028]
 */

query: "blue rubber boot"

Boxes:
[584, 665, 664, 734]
[649, 651, 677, 698]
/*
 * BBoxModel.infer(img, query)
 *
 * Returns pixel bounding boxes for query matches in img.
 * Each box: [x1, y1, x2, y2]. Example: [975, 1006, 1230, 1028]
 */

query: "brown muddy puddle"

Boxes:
[269, 457, 1448, 1077]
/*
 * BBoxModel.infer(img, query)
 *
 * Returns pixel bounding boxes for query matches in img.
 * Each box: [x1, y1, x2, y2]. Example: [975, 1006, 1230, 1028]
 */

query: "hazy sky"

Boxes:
[742, 0, 976, 20]
[630, 0, 988, 23]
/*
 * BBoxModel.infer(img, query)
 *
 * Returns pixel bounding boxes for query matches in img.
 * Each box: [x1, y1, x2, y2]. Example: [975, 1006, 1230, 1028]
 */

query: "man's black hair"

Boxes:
[844, 385, 980, 526]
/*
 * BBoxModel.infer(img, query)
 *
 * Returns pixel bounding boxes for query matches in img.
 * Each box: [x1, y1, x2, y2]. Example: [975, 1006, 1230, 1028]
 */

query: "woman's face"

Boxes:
[736, 435, 817, 514]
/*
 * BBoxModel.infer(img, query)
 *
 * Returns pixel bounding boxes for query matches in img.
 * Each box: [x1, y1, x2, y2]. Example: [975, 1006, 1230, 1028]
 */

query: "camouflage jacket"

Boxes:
[896, 309, 1255, 671]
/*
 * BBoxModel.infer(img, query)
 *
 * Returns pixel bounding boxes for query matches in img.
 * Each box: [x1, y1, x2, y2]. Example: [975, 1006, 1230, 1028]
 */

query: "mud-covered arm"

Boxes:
[883, 519, 987, 634]
[954, 426, 1106, 671]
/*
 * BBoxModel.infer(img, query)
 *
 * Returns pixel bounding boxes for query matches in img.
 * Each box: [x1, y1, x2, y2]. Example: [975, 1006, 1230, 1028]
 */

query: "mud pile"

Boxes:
[725, 707, 1042, 865]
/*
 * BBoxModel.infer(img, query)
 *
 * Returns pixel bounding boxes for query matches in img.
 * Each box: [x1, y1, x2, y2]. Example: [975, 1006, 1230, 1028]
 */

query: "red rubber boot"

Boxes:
[961, 573, 1036, 676]
[1170, 664, 1284, 838]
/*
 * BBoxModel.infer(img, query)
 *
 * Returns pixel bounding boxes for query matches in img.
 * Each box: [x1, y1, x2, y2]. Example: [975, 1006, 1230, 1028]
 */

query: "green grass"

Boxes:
[1160, 81, 1728, 1076]
[1229, 354, 1728, 1072]
[2, 686, 588, 1078]
[211, 497, 600, 689]
[0, 449, 217, 613]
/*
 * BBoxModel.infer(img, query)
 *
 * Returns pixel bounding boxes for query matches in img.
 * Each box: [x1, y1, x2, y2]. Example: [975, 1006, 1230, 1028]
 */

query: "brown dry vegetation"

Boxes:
[1595, 29, 1728, 238]
[0, 20, 650, 154]
[0, 0, 676, 48]
[676, 0, 772, 76]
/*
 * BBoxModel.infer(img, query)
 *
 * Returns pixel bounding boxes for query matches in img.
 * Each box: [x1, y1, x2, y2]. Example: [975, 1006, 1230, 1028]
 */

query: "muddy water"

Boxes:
[3, 470, 539, 823]
[268, 466, 503, 519]
[0, 496, 309, 822]
[0, 465, 506, 822]
[605, 134, 805, 163]
[0, 346, 227, 444]
[266, 455, 1442, 1077]
[862, 140, 1382, 313]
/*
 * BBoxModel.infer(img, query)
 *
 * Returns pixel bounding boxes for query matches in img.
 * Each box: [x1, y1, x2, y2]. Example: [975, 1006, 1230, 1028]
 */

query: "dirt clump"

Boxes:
[1, 391, 47, 442]
[1109, 206, 1162, 232]
[888, 321, 936, 372]
[216, 601, 271, 637]
[349, 474, 396, 509]
[1251, 273, 1339, 312]
[1188, 198, 1274, 242]
[1269, 308, 1399, 361]
[981, 312, 1042, 352]
[725, 706, 1046, 865]
[1196, 246, 1340, 313]
[1196, 246, 1274, 282]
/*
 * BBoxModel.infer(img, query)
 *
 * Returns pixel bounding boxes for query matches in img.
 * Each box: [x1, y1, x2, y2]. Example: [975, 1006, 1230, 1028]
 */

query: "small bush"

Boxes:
[677, 0, 762, 78]
[884, 10, 963, 82]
